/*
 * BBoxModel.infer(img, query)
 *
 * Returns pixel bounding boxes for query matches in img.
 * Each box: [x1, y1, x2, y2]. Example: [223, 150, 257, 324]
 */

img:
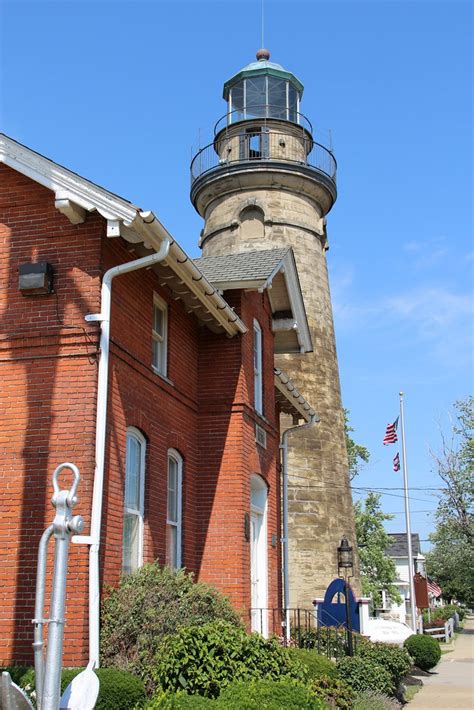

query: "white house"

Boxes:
[382, 533, 425, 624]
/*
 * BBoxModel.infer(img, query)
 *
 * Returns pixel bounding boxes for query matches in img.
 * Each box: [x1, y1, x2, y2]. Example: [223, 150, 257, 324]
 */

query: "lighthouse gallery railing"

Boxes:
[191, 131, 337, 185]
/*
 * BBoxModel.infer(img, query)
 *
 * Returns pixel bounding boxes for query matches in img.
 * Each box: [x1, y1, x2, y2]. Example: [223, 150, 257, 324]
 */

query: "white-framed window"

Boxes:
[250, 474, 268, 636]
[253, 319, 263, 414]
[152, 293, 168, 376]
[166, 449, 183, 570]
[122, 427, 146, 574]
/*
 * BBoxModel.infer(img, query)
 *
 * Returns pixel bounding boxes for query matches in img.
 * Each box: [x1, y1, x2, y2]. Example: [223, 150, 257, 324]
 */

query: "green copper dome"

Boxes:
[223, 50, 304, 100]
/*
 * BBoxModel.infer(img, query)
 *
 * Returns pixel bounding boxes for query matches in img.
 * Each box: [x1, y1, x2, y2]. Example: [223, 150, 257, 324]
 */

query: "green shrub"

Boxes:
[337, 656, 394, 696]
[427, 604, 466, 624]
[288, 649, 339, 680]
[352, 689, 401, 709]
[310, 675, 355, 709]
[152, 620, 307, 698]
[427, 609, 450, 624]
[219, 679, 326, 709]
[404, 634, 441, 671]
[143, 689, 216, 708]
[18, 667, 145, 710]
[145, 679, 327, 709]
[0, 667, 31, 687]
[355, 641, 412, 685]
[100, 563, 241, 683]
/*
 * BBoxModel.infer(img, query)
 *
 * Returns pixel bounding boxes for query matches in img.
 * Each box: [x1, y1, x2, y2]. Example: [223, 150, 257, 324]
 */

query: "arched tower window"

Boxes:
[240, 206, 264, 241]
[122, 427, 146, 574]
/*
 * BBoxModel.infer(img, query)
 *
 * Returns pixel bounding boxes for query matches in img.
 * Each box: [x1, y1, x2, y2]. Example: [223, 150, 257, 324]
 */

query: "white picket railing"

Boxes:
[424, 616, 455, 642]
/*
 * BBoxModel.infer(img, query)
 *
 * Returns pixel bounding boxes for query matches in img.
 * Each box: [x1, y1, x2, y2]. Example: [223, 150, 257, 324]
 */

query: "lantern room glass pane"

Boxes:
[288, 84, 298, 123]
[246, 75, 266, 118]
[267, 76, 287, 119]
[231, 82, 245, 122]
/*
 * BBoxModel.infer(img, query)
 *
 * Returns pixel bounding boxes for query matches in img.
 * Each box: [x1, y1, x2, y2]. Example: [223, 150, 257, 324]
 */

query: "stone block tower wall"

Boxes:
[191, 52, 360, 606]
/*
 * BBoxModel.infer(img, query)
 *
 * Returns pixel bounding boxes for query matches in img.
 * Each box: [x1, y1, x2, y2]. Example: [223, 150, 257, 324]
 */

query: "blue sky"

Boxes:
[1, 0, 472, 548]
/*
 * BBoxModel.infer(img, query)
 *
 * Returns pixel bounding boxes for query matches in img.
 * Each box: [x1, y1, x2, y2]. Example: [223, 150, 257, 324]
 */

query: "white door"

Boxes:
[250, 508, 268, 636]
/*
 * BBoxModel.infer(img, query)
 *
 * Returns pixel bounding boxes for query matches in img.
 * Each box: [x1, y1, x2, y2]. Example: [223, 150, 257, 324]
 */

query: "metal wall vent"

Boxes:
[255, 424, 267, 449]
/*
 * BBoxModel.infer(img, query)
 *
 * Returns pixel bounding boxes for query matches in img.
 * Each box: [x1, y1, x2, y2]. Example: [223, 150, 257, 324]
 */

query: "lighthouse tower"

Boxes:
[191, 50, 359, 606]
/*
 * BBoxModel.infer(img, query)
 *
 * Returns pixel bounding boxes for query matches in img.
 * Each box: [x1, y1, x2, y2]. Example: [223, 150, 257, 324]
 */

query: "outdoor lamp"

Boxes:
[337, 536, 355, 656]
[337, 536, 353, 572]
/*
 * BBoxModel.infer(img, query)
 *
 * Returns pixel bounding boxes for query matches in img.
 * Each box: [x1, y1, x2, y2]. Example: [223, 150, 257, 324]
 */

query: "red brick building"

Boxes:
[0, 134, 315, 666]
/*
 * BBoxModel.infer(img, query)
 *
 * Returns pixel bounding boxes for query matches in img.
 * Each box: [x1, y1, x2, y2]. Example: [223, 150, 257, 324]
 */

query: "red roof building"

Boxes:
[0, 134, 315, 666]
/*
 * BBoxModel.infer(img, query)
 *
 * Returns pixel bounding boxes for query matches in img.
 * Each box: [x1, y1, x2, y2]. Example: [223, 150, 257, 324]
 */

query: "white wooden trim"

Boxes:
[0, 134, 247, 338]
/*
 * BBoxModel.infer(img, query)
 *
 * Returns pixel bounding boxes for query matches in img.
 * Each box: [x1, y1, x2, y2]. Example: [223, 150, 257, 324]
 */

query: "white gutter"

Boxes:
[133, 212, 247, 337]
[73, 234, 171, 666]
[280, 413, 319, 643]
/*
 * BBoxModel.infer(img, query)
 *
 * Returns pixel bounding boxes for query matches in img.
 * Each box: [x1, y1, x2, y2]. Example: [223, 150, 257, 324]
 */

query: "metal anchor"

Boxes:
[33, 463, 85, 710]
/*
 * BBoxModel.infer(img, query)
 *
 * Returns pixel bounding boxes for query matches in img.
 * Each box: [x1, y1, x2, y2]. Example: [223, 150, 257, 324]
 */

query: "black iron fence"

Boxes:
[249, 607, 357, 659]
[190, 132, 337, 186]
[213, 107, 315, 136]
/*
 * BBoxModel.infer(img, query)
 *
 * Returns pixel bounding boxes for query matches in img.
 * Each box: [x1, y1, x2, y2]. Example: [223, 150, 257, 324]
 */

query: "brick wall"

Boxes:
[0, 162, 282, 666]
[0, 164, 101, 664]
[101, 235, 202, 585]
[197, 290, 281, 626]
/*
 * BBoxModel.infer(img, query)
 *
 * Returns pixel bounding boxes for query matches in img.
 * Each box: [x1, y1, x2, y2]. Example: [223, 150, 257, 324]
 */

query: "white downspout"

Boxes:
[75, 236, 171, 666]
[280, 413, 319, 643]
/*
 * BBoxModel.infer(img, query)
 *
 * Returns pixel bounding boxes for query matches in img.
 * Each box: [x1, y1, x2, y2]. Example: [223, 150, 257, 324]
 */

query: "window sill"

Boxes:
[255, 411, 271, 427]
[151, 367, 174, 387]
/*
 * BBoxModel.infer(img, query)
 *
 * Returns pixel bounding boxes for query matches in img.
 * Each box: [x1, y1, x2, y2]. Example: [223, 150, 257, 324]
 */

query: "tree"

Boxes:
[426, 397, 474, 606]
[344, 409, 370, 480]
[426, 524, 474, 606]
[354, 492, 401, 607]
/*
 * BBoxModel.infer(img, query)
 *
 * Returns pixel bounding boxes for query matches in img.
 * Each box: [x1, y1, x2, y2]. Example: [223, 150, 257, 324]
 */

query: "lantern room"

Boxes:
[222, 49, 305, 126]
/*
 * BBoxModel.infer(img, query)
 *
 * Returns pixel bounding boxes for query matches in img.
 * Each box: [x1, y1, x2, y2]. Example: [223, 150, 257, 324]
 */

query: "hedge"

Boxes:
[288, 649, 339, 680]
[355, 641, 412, 685]
[404, 634, 441, 671]
[143, 690, 216, 708]
[337, 656, 394, 696]
[219, 679, 327, 709]
[100, 563, 240, 684]
[17, 667, 145, 709]
[310, 675, 355, 709]
[152, 620, 307, 698]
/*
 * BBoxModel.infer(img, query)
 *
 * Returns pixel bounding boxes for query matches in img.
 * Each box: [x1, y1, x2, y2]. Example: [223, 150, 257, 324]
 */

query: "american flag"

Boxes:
[393, 452, 400, 472]
[427, 578, 442, 597]
[383, 417, 399, 445]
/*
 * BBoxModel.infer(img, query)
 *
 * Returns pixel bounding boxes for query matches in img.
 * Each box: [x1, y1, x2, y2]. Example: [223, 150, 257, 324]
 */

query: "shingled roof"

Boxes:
[194, 248, 290, 283]
[386, 533, 421, 557]
[194, 248, 312, 355]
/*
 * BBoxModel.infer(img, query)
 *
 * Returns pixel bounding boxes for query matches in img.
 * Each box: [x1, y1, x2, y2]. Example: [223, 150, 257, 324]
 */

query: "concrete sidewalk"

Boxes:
[408, 615, 474, 709]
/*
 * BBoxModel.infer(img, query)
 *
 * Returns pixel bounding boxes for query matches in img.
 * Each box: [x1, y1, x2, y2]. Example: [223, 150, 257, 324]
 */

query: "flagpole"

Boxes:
[399, 391, 417, 633]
